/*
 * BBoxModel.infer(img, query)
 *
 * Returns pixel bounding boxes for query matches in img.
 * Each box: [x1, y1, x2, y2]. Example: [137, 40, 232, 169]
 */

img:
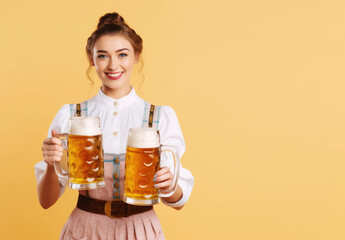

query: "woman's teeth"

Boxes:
[107, 73, 122, 77]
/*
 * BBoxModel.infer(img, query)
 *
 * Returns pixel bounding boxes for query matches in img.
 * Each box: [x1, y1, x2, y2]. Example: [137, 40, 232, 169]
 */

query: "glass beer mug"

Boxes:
[54, 116, 105, 190]
[124, 128, 180, 205]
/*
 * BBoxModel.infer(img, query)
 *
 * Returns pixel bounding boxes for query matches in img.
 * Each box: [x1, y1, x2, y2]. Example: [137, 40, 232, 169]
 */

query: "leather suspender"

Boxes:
[76, 103, 81, 117]
[148, 104, 155, 128]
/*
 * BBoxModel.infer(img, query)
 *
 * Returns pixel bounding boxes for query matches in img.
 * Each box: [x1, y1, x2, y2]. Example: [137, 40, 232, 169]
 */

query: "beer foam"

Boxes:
[127, 128, 160, 148]
[69, 117, 102, 136]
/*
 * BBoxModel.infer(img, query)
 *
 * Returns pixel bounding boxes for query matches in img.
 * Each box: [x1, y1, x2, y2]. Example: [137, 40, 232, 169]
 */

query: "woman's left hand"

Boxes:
[154, 166, 173, 191]
[154, 166, 184, 209]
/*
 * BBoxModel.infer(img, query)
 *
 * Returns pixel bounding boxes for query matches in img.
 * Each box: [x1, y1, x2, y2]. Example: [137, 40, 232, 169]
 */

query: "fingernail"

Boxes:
[154, 174, 157, 178]
[153, 178, 157, 182]
[154, 184, 158, 188]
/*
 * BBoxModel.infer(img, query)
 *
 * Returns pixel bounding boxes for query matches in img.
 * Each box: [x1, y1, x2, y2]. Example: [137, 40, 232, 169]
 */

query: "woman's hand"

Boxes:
[41, 129, 64, 166]
[154, 166, 173, 191]
[154, 166, 184, 209]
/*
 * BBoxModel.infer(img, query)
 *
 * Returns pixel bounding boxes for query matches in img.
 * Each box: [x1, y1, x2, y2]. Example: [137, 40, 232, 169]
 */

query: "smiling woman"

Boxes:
[35, 12, 194, 240]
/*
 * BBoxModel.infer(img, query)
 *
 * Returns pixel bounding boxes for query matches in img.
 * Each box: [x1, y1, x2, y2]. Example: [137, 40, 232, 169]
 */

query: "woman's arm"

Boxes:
[37, 130, 64, 209]
[157, 106, 194, 209]
[37, 164, 61, 209]
[161, 186, 184, 210]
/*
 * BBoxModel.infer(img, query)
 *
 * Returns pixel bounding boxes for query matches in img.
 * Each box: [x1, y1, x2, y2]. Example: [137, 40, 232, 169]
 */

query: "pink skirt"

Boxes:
[60, 207, 165, 240]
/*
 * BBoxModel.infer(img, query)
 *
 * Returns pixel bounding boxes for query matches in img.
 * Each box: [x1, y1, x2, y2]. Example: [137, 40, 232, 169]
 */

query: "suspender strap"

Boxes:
[76, 103, 81, 117]
[70, 101, 88, 117]
[148, 105, 155, 128]
[141, 102, 160, 129]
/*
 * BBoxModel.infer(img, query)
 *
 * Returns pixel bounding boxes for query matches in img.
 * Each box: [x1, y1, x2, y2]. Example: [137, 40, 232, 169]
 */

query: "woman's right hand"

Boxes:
[41, 129, 64, 166]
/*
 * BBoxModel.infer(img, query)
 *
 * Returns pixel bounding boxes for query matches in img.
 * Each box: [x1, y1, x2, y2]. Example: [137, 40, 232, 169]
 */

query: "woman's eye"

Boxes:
[97, 55, 107, 59]
[119, 53, 127, 57]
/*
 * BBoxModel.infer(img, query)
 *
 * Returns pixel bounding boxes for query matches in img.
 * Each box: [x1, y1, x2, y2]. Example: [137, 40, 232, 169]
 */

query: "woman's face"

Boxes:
[92, 34, 138, 98]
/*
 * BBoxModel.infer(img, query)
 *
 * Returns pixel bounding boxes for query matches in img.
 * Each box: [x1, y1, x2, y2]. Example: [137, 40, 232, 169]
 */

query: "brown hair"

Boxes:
[86, 12, 143, 85]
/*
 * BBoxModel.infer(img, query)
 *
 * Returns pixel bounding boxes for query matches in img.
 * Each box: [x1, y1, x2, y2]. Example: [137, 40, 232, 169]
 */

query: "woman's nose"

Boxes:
[107, 56, 118, 70]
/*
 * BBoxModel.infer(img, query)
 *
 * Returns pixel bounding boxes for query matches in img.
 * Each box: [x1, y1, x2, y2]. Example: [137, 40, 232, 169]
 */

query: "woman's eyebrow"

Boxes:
[115, 48, 130, 52]
[96, 48, 130, 53]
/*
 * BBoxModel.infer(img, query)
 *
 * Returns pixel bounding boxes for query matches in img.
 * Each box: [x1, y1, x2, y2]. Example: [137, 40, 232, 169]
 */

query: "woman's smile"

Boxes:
[106, 72, 124, 80]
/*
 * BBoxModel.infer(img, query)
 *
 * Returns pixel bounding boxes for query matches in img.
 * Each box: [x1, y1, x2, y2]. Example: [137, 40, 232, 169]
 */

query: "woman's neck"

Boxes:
[101, 84, 132, 99]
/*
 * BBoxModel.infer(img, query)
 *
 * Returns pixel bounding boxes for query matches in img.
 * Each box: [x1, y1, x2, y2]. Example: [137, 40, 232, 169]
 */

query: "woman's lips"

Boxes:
[106, 72, 123, 80]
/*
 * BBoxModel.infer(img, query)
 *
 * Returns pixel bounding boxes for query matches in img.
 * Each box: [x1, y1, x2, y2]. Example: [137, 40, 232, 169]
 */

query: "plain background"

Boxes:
[1, 0, 345, 239]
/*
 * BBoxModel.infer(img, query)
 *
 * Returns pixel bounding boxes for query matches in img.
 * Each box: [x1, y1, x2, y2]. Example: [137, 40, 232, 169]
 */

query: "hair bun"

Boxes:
[97, 12, 125, 28]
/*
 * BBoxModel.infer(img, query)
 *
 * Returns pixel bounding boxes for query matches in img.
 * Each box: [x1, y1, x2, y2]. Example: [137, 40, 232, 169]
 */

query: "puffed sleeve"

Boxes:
[34, 104, 70, 197]
[158, 106, 194, 208]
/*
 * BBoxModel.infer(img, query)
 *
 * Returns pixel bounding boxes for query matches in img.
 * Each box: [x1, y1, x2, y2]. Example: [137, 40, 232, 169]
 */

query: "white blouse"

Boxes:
[34, 87, 194, 208]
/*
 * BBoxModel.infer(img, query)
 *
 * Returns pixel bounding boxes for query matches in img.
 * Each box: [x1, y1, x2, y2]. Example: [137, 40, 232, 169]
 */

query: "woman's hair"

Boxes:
[86, 12, 143, 85]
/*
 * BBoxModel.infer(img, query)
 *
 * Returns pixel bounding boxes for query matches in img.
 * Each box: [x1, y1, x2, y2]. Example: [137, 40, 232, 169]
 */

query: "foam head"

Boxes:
[69, 117, 102, 136]
[127, 128, 160, 148]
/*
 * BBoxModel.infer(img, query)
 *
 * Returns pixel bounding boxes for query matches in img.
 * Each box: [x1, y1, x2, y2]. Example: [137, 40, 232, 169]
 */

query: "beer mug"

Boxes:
[54, 116, 105, 190]
[124, 128, 180, 205]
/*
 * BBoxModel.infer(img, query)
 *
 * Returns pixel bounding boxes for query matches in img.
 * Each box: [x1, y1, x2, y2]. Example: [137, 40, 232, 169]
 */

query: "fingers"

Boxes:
[42, 138, 63, 149]
[154, 167, 173, 190]
[42, 147, 64, 157]
[51, 129, 58, 137]
[43, 129, 63, 150]
[43, 154, 63, 163]
[42, 129, 64, 165]
[43, 136, 62, 146]
[42, 146, 63, 164]
[155, 166, 170, 176]
[53, 130, 67, 138]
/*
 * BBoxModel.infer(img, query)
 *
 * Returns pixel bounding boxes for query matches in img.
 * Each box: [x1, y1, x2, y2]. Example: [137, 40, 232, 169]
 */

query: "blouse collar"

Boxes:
[94, 86, 138, 109]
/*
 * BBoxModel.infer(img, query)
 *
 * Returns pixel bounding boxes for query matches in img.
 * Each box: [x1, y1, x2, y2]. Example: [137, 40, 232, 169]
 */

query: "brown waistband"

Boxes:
[76, 194, 153, 218]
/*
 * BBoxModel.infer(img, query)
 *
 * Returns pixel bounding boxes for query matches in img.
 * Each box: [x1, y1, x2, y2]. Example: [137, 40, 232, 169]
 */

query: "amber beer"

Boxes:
[124, 128, 180, 206]
[54, 117, 105, 190]
[125, 146, 160, 203]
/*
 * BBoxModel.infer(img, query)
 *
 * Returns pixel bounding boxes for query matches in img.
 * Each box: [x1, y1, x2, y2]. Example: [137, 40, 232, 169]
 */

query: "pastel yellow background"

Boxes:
[1, 0, 345, 239]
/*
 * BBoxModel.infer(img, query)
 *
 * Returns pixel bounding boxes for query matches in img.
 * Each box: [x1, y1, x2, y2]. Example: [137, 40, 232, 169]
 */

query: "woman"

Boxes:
[35, 12, 194, 240]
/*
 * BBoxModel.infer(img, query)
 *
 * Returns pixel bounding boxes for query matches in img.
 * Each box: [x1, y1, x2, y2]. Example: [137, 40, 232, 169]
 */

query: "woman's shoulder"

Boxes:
[158, 105, 179, 120]
[54, 104, 72, 117]
[66, 94, 105, 116]
[155, 105, 182, 131]
[50, 96, 95, 122]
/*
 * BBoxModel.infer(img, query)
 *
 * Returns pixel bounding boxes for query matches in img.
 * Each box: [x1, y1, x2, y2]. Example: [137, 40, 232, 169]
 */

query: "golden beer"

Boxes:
[124, 146, 160, 202]
[124, 128, 180, 206]
[54, 116, 105, 190]
[67, 134, 104, 187]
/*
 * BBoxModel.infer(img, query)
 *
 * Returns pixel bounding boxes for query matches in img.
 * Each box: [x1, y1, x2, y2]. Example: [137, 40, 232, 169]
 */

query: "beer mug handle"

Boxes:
[159, 145, 180, 198]
[53, 133, 68, 179]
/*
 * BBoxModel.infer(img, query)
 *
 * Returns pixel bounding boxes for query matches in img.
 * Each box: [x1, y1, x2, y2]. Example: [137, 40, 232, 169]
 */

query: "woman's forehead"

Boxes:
[93, 34, 133, 51]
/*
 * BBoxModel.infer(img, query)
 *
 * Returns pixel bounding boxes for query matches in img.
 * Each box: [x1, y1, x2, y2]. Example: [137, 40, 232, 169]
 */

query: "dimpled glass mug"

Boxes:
[124, 128, 180, 205]
[54, 116, 105, 190]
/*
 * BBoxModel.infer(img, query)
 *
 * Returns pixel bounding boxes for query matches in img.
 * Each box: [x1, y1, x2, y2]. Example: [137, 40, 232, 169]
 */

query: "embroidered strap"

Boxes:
[148, 104, 155, 128]
[141, 102, 161, 129]
[70, 101, 88, 117]
[76, 103, 81, 117]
